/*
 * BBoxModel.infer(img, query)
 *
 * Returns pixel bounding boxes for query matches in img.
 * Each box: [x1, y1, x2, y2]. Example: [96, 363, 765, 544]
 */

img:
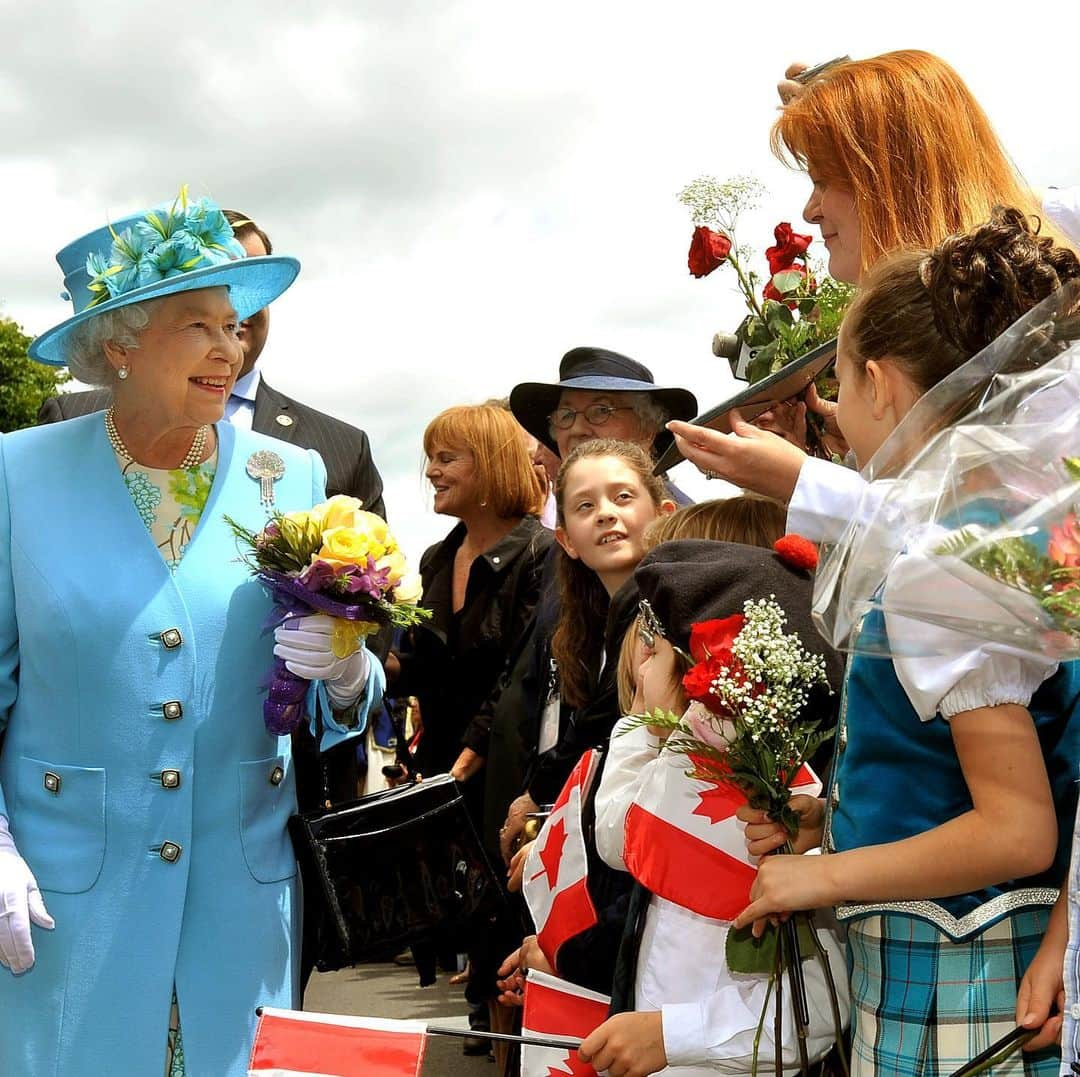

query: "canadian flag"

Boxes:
[520, 969, 610, 1077]
[623, 752, 821, 921]
[248, 1008, 426, 1077]
[523, 750, 600, 971]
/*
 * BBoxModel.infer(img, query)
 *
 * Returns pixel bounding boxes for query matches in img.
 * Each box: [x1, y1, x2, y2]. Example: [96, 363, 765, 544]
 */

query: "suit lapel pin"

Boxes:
[246, 449, 286, 509]
[275, 413, 294, 428]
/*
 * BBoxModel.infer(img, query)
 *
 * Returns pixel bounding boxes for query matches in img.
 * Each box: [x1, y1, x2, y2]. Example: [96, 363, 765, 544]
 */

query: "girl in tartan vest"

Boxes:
[734, 208, 1080, 1075]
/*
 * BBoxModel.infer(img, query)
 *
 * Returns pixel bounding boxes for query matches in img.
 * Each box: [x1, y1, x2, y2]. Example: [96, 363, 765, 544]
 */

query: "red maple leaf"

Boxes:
[547, 1048, 596, 1077]
[691, 777, 746, 826]
[530, 816, 568, 890]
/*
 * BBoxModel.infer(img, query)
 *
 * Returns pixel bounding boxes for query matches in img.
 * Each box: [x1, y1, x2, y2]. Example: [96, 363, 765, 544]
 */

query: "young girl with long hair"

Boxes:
[733, 209, 1080, 1075]
[496, 439, 675, 1002]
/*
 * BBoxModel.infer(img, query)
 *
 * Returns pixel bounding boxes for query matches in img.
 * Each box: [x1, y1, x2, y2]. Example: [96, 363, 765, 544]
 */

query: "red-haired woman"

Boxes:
[672, 50, 1066, 526]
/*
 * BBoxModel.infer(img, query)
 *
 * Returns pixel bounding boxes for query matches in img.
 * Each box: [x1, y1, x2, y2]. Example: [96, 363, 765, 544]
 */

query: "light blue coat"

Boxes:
[0, 414, 381, 1075]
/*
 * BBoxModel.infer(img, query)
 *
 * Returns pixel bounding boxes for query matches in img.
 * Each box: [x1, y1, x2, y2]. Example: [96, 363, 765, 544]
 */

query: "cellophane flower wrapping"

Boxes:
[226, 495, 430, 734]
[813, 282, 1080, 661]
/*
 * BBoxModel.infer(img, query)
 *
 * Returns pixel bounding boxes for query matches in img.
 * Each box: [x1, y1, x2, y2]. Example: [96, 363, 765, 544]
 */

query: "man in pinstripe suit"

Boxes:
[37, 210, 386, 520]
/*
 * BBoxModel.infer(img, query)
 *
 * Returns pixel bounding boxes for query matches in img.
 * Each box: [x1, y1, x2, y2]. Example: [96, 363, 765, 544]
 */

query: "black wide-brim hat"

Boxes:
[653, 338, 837, 474]
[634, 538, 844, 695]
[510, 346, 698, 459]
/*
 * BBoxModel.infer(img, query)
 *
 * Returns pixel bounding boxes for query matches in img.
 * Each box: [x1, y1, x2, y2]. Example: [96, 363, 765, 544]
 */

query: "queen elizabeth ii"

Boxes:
[0, 191, 382, 1075]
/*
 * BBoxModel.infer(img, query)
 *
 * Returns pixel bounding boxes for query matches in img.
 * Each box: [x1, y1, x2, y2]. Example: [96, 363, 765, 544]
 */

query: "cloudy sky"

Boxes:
[3, 1, 1078, 560]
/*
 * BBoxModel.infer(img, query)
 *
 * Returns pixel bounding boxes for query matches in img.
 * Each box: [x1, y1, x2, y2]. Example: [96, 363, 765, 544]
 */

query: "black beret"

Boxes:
[633, 538, 844, 695]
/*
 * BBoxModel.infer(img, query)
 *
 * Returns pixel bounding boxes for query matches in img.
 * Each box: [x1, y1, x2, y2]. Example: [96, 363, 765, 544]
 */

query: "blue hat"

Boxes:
[29, 189, 300, 366]
[509, 346, 698, 457]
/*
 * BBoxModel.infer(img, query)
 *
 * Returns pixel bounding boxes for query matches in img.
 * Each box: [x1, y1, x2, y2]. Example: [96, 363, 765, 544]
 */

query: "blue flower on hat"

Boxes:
[183, 199, 245, 258]
[84, 186, 245, 307]
[140, 231, 205, 284]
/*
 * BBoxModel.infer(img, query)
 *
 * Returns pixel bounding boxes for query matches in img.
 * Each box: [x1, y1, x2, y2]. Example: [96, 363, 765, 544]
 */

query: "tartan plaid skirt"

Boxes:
[847, 909, 1061, 1076]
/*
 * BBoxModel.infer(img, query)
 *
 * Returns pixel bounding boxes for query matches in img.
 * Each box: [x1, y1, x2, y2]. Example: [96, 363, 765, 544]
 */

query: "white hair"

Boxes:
[65, 299, 163, 385]
[624, 390, 670, 433]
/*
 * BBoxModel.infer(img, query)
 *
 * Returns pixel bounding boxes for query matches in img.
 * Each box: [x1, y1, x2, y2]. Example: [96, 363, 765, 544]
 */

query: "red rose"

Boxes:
[763, 264, 808, 307]
[766, 222, 813, 274]
[683, 650, 753, 715]
[689, 615, 745, 663]
[688, 226, 732, 278]
[773, 534, 819, 571]
[682, 658, 722, 709]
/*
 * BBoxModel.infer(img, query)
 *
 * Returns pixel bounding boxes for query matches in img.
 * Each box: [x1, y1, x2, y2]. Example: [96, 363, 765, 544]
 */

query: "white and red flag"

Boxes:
[520, 969, 610, 1077]
[523, 749, 601, 971]
[623, 750, 821, 920]
[248, 1007, 426, 1077]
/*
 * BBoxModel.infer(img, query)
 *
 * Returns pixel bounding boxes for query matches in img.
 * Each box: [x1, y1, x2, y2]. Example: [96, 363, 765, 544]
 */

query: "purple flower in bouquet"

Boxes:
[338, 560, 392, 600]
[298, 558, 338, 592]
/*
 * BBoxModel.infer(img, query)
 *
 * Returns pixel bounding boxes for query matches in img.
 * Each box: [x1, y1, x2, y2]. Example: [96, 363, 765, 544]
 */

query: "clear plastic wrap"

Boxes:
[813, 282, 1080, 660]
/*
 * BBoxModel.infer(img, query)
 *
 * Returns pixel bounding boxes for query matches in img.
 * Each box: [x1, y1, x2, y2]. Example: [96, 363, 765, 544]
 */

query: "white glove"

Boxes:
[274, 614, 370, 709]
[0, 815, 54, 974]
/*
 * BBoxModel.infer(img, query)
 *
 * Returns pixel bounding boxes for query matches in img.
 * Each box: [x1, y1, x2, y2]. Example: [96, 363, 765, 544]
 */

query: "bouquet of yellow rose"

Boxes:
[226, 495, 430, 734]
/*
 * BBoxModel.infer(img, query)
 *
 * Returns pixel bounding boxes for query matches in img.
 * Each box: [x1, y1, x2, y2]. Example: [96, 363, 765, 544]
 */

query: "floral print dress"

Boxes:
[113, 445, 217, 1077]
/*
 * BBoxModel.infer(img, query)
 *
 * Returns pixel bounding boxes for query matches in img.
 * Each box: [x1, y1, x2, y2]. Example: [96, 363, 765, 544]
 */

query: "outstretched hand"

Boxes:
[667, 412, 807, 502]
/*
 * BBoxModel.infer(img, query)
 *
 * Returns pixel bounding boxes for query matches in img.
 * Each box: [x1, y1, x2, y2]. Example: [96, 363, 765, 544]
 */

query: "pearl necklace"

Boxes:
[105, 407, 209, 470]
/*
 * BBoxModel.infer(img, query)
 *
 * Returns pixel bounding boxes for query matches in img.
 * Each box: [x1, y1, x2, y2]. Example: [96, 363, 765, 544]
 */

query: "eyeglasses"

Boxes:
[548, 403, 635, 430]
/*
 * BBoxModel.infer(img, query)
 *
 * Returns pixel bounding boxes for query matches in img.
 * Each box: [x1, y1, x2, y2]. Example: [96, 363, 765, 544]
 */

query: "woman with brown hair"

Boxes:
[390, 403, 551, 1050]
[394, 402, 550, 786]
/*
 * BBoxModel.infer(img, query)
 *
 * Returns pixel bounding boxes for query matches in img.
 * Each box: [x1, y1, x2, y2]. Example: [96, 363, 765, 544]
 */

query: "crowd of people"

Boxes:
[1, 47, 1080, 1077]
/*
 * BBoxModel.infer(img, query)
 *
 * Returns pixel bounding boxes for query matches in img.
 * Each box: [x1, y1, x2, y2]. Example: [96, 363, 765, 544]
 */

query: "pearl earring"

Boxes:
[117, 364, 130, 380]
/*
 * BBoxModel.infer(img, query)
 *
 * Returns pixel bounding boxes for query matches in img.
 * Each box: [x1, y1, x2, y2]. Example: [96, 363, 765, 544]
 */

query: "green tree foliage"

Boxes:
[0, 317, 70, 432]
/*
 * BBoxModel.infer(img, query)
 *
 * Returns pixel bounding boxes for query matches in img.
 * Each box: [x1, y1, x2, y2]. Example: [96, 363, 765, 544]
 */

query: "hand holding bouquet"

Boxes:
[227, 495, 429, 735]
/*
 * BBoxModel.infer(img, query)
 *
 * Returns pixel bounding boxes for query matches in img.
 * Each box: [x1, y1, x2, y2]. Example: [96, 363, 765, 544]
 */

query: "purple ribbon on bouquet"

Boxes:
[258, 565, 390, 736]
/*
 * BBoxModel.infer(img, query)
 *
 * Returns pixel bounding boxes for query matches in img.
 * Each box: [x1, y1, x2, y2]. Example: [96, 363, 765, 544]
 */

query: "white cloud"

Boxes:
[4, 0, 1079, 560]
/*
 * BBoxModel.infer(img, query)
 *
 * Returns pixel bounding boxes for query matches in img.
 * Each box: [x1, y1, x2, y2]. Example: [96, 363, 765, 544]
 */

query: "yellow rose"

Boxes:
[318, 526, 371, 567]
[320, 495, 365, 531]
[354, 511, 394, 557]
[394, 571, 424, 606]
[376, 549, 408, 586]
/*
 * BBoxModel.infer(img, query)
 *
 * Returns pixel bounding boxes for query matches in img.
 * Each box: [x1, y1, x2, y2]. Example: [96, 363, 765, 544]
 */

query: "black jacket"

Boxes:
[395, 517, 553, 777]
[37, 380, 386, 519]
[528, 577, 640, 805]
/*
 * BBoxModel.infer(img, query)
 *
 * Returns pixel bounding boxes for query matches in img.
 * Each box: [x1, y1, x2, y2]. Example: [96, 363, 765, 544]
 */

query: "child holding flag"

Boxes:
[585, 539, 847, 1076]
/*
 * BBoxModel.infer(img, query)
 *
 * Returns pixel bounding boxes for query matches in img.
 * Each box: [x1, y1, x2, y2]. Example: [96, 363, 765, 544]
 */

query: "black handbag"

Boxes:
[288, 773, 506, 971]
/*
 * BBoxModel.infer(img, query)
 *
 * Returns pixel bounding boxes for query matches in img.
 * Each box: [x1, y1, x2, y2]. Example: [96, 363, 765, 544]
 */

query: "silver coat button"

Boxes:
[275, 414, 294, 427]
[269, 766, 285, 787]
[159, 842, 182, 863]
[43, 771, 61, 794]
[160, 770, 181, 790]
[162, 701, 183, 721]
[492, 555, 501, 564]
[160, 628, 183, 649]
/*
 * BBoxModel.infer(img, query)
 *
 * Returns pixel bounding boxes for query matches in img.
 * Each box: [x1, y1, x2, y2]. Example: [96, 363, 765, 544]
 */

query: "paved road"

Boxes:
[305, 960, 497, 1076]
